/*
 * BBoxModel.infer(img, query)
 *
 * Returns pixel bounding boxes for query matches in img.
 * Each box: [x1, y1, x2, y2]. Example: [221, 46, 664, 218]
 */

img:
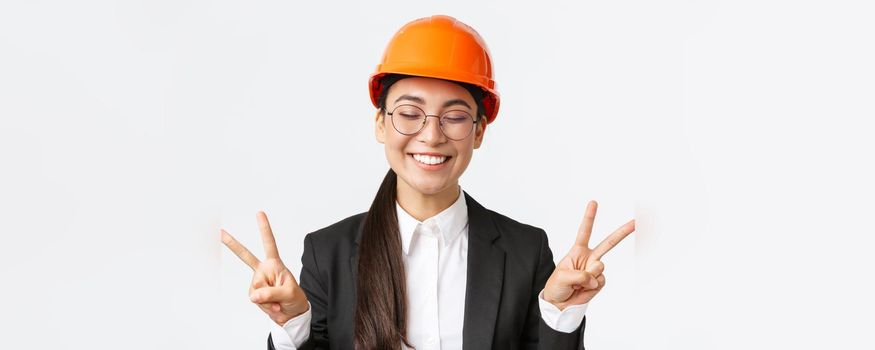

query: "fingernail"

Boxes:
[250, 294, 259, 302]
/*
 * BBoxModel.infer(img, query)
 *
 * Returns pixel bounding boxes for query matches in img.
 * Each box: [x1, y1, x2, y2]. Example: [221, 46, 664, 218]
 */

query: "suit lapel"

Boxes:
[349, 255, 357, 287]
[462, 192, 505, 350]
[346, 217, 366, 347]
[351, 217, 365, 295]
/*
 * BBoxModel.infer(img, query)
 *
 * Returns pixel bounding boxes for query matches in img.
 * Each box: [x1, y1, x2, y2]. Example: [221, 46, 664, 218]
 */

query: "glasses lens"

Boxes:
[440, 110, 475, 140]
[391, 105, 425, 135]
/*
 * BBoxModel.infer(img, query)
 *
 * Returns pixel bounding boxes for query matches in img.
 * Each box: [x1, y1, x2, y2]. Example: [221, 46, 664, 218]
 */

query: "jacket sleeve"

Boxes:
[268, 233, 330, 350]
[523, 228, 586, 350]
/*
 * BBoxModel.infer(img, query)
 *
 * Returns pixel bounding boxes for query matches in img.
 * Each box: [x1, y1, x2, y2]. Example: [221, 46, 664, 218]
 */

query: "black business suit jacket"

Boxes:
[267, 192, 585, 350]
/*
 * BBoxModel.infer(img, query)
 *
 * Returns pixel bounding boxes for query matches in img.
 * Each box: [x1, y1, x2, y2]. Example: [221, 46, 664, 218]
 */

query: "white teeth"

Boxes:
[412, 154, 448, 165]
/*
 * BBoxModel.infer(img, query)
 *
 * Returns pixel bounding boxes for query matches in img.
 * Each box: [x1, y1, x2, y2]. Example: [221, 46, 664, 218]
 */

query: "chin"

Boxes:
[397, 171, 452, 196]
[410, 178, 450, 195]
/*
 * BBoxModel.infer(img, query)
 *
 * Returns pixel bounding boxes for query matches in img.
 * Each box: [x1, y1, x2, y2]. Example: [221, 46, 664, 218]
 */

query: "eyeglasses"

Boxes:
[385, 104, 479, 141]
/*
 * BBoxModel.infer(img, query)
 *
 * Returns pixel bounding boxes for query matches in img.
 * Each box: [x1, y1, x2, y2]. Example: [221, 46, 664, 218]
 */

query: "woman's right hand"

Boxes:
[221, 211, 309, 326]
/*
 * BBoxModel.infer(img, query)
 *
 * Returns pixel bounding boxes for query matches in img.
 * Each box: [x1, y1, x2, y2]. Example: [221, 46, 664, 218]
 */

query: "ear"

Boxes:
[375, 110, 386, 144]
[472, 118, 487, 149]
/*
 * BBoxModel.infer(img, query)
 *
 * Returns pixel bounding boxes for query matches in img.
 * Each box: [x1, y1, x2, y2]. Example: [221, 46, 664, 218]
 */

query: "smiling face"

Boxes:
[375, 76, 486, 198]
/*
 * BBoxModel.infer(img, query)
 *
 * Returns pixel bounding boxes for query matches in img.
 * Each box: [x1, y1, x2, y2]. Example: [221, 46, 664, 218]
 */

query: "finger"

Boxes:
[276, 268, 300, 287]
[254, 301, 281, 315]
[555, 269, 596, 290]
[257, 211, 281, 261]
[574, 200, 598, 247]
[590, 219, 635, 261]
[585, 260, 605, 277]
[250, 285, 294, 304]
[251, 269, 272, 290]
[596, 274, 606, 289]
[221, 229, 260, 270]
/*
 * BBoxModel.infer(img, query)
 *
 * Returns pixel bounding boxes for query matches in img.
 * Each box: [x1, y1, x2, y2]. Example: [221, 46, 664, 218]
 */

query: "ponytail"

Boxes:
[354, 169, 413, 350]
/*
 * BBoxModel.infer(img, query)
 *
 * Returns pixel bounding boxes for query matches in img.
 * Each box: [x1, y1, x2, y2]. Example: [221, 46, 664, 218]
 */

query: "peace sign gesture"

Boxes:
[543, 201, 635, 310]
[221, 211, 309, 326]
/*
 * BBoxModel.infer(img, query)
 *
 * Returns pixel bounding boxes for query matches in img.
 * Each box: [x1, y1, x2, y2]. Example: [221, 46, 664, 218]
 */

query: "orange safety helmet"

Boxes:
[369, 15, 500, 124]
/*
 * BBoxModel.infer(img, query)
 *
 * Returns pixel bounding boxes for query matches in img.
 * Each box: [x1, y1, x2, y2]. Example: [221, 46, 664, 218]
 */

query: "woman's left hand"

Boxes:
[543, 200, 635, 310]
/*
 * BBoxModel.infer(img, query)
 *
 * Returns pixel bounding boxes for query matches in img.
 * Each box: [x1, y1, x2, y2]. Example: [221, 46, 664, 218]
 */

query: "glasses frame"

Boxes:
[385, 104, 480, 141]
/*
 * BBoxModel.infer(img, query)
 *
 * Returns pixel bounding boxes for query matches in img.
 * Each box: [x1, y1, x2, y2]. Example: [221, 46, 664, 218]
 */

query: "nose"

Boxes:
[417, 116, 446, 145]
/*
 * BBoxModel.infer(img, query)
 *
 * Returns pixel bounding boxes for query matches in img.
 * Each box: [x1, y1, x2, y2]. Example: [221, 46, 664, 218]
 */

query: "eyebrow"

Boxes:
[394, 95, 472, 110]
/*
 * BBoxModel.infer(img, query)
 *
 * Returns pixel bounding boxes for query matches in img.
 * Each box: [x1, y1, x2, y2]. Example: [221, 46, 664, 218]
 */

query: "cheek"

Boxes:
[383, 134, 410, 161]
[451, 145, 475, 172]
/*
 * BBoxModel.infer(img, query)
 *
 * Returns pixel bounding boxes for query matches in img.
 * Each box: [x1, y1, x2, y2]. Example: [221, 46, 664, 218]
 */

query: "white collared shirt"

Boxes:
[270, 188, 587, 349]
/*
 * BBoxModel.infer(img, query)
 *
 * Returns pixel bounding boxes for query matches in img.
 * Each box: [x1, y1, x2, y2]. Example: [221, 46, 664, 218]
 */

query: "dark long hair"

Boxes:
[354, 74, 485, 350]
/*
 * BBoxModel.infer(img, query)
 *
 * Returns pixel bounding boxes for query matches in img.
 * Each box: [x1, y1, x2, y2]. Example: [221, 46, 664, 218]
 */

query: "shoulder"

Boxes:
[464, 191, 548, 246]
[488, 208, 545, 234]
[482, 207, 549, 248]
[477, 205, 554, 276]
[304, 212, 367, 249]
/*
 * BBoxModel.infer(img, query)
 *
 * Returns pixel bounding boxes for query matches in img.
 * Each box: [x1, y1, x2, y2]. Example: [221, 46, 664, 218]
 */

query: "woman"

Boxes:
[221, 15, 635, 350]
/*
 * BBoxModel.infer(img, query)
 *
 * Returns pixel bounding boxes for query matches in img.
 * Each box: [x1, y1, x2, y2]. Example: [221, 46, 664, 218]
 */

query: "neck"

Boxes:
[395, 180, 460, 222]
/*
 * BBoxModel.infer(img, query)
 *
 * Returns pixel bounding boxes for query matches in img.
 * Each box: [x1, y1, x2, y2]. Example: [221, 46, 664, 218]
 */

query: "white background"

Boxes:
[1, 1, 873, 349]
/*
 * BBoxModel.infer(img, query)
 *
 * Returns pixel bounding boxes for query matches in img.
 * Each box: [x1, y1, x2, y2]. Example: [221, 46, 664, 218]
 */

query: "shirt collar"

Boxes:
[396, 187, 469, 255]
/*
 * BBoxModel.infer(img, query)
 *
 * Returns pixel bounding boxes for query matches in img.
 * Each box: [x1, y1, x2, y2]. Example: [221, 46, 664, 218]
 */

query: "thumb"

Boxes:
[250, 286, 293, 304]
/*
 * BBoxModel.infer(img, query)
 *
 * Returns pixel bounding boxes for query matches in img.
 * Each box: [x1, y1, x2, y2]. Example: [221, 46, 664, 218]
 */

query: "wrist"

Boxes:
[542, 289, 563, 305]
[276, 300, 310, 326]
[541, 291, 565, 311]
[274, 317, 291, 327]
